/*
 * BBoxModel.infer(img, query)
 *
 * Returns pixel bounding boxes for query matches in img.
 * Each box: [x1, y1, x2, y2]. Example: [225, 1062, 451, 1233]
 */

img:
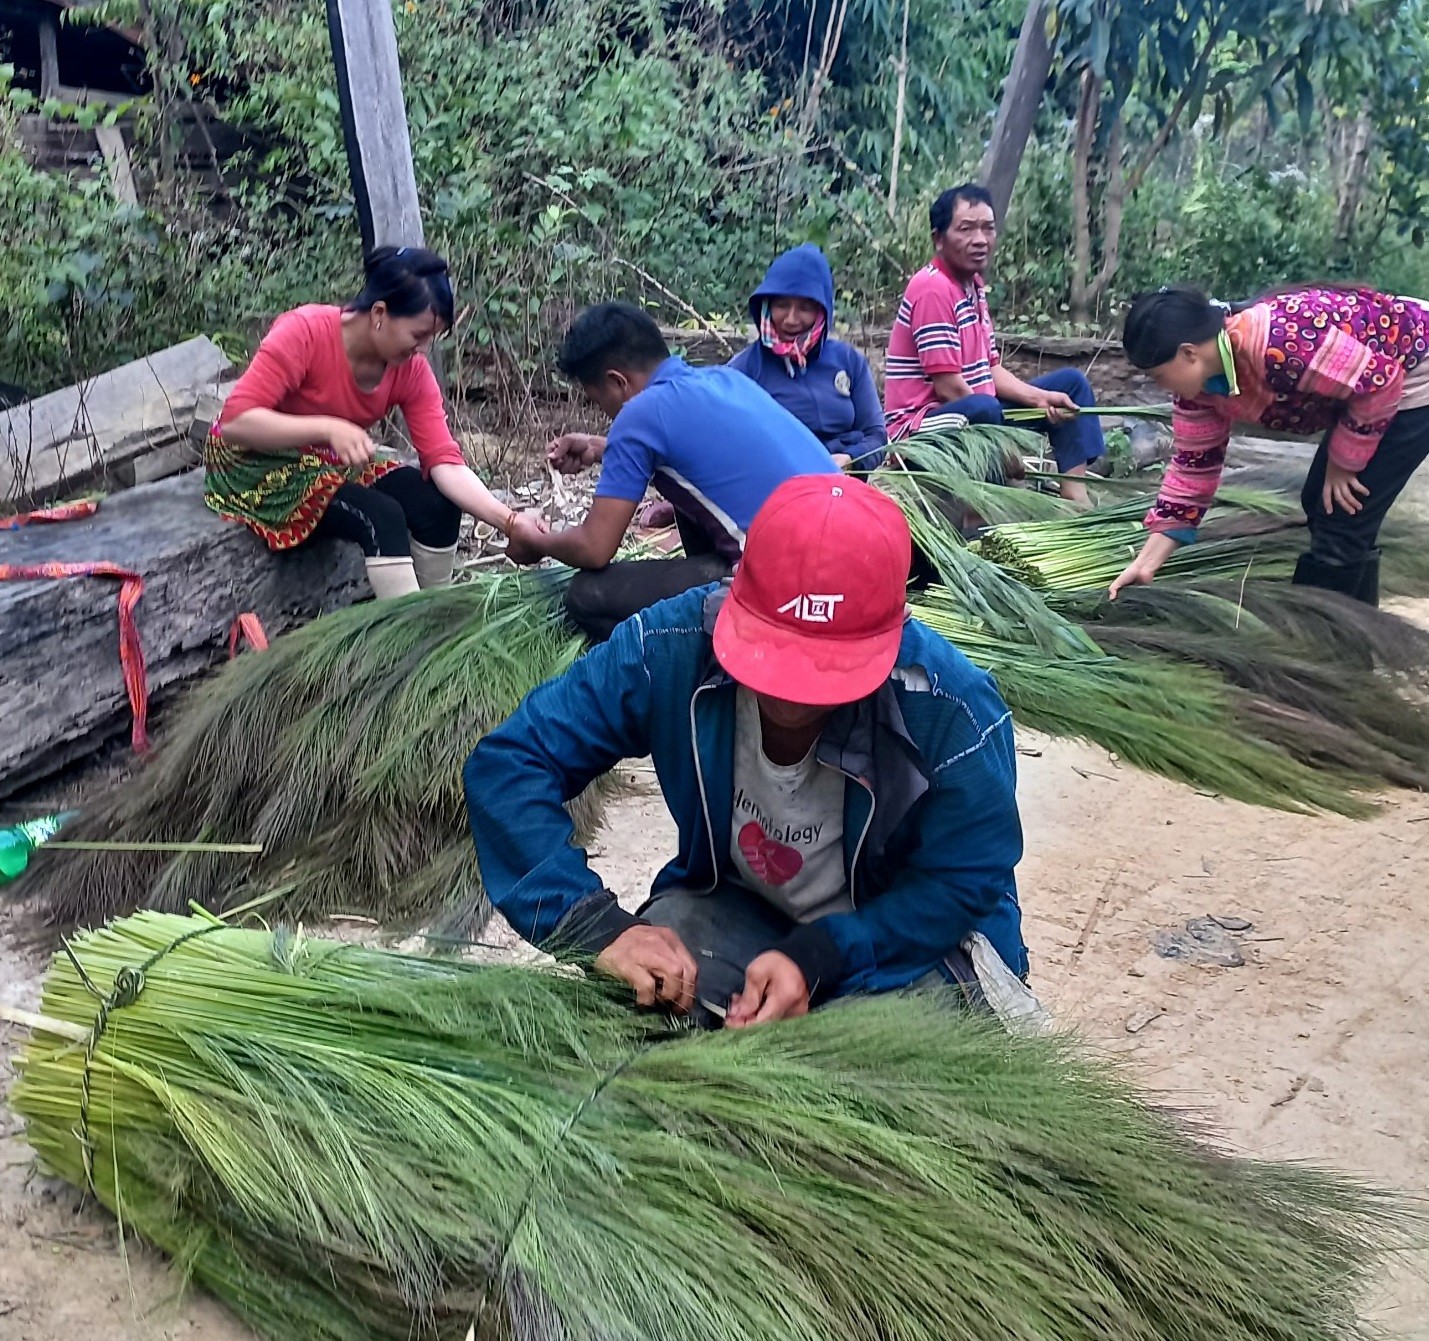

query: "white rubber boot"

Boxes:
[364, 556, 421, 599]
[409, 538, 457, 589]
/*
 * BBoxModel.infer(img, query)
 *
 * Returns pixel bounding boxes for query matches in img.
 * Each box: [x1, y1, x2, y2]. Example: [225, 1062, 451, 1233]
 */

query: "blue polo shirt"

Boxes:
[594, 356, 839, 562]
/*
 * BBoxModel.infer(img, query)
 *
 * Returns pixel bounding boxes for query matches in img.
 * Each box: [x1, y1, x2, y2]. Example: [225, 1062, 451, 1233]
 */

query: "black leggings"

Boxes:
[308, 466, 461, 558]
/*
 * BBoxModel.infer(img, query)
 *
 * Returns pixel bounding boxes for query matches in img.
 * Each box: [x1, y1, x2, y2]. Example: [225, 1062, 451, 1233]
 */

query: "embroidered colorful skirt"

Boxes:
[203, 434, 399, 551]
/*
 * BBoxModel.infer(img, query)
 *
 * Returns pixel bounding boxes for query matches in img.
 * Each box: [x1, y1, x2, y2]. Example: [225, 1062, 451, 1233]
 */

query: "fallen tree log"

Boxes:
[0, 471, 368, 799]
[661, 324, 1122, 365]
[0, 337, 232, 511]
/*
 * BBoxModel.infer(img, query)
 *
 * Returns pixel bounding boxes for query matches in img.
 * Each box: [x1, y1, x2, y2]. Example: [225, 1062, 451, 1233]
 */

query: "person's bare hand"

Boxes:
[325, 419, 378, 468]
[725, 951, 809, 1028]
[546, 433, 606, 475]
[1322, 461, 1369, 516]
[594, 924, 698, 1014]
[1033, 390, 1080, 426]
[831, 452, 854, 471]
[1108, 554, 1160, 599]
[504, 514, 549, 565]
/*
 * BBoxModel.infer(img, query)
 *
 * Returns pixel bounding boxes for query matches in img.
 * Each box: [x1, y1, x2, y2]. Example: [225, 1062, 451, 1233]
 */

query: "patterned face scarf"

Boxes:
[759, 300, 827, 377]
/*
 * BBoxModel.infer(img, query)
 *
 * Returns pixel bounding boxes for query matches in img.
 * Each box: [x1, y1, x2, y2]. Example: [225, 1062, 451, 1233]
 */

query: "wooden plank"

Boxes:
[0, 472, 369, 798]
[95, 123, 139, 205]
[0, 337, 232, 510]
[325, 0, 424, 251]
[38, 15, 60, 98]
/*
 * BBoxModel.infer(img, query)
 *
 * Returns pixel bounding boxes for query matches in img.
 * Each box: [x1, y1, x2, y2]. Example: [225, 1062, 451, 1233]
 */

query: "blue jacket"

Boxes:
[728, 244, 889, 470]
[464, 585, 1028, 997]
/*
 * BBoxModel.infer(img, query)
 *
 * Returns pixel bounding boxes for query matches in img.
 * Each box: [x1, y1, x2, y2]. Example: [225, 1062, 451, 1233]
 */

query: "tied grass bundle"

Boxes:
[886, 440, 1429, 805]
[19, 574, 600, 937]
[1058, 582, 1429, 791]
[9, 911, 1402, 1341]
[910, 589, 1373, 815]
[973, 492, 1304, 592]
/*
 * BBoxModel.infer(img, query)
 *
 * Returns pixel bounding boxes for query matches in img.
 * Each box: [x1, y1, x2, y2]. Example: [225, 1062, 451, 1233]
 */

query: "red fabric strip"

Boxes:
[0, 561, 149, 753]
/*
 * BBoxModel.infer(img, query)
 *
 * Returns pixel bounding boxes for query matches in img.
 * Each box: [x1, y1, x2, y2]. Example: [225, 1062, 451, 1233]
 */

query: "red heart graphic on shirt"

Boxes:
[738, 821, 804, 887]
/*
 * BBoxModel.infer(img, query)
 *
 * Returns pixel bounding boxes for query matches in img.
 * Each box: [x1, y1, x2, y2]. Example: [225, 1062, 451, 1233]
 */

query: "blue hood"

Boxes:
[749, 243, 836, 329]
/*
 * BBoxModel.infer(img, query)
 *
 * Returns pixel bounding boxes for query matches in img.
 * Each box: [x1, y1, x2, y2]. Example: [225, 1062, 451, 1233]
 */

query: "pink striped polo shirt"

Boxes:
[884, 258, 1001, 440]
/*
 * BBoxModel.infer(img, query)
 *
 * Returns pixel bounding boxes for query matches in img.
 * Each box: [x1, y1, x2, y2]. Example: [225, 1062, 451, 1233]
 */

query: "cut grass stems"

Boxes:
[19, 573, 606, 938]
[912, 588, 1374, 815]
[973, 492, 1303, 592]
[1002, 403, 1173, 424]
[6, 909, 1404, 1341]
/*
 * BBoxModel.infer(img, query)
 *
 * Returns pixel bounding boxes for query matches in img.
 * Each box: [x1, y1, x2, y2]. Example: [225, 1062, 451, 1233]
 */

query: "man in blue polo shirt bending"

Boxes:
[505, 301, 838, 639]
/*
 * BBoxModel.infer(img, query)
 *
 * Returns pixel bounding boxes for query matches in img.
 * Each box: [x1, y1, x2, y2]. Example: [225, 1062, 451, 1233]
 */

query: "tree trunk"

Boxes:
[979, 0, 1054, 222]
[886, 0, 911, 218]
[1332, 108, 1374, 260]
[0, 472, 368, 798]
[798, 0, 851, 143]
[1068, 69, 1100, 325]
[1079, 117, 1125, 322]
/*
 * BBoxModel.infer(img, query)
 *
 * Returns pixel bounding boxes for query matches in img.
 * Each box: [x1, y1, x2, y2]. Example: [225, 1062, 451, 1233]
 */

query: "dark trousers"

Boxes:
[1300, 406, 1429, 567]
[640, 882, 985, 1029]
[564, 555, 731, 642]
[935, 367, 1105, 472]
[308, 466, 461, 557]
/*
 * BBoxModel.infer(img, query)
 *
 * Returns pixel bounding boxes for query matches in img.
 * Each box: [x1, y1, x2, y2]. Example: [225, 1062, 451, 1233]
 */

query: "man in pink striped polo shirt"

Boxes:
[884, 183, 1104, 503]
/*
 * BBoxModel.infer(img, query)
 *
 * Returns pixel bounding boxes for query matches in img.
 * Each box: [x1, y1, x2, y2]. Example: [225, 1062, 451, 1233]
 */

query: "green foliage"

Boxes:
[12, 909, 1400, 1341]
[4, 0, 1427, 387]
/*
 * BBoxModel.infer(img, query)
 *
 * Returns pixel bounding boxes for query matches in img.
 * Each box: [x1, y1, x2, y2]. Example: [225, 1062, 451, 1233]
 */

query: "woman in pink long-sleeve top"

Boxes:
[1111, 284, 1429, 606]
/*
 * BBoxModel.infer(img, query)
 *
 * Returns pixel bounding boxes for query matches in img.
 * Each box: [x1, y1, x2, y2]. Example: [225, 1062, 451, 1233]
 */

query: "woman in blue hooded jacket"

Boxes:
[728, 244, 888, 471]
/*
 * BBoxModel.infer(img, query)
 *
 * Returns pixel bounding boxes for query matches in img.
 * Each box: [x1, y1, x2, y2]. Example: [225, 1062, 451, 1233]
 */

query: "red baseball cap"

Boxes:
[713, 474, 911, 706]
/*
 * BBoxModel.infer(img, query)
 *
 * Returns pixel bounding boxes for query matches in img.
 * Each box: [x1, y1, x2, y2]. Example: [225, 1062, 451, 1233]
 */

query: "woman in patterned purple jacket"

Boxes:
[1113, 284, 1429, 606]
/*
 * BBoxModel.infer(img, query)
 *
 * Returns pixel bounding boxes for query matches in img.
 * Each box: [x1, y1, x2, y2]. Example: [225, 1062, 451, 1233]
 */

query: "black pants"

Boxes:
[640, 882, 986, 1029]
[1301, 406, 1429, 566]
[565, 554, 730, 642]
[309, 466, 461, 558]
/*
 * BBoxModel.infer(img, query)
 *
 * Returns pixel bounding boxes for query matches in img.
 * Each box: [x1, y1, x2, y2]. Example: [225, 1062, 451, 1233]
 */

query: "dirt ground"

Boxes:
[3, 733, 1427, 1339]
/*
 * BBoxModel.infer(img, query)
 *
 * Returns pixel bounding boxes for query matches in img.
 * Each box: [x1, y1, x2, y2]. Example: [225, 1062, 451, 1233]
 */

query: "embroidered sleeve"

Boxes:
[1143, 396, 1233, 535]
[1294, 325, 1406, 473]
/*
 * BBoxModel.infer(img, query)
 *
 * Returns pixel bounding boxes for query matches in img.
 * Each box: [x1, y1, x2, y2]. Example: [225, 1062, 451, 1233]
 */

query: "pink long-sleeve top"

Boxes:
[218, 304, 466, 473]
[1146, 288, 1429, 535]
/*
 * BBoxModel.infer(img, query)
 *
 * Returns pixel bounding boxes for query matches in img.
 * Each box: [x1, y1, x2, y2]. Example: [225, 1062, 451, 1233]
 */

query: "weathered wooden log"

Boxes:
[0, 337, 232, 510]
[0, 471, 368, 799]
[660, 324, 1121, 365]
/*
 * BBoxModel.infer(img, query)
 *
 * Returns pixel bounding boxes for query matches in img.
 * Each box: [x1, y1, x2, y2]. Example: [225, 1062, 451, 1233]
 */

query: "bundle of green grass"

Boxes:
[22, 574, 600, 936]
[8, 911, 1399, 1341]
[19, 423, 1429, 939]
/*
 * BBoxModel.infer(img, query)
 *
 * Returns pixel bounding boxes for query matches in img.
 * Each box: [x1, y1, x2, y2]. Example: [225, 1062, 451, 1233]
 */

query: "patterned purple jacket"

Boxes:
[1148, 288, 1429, 534]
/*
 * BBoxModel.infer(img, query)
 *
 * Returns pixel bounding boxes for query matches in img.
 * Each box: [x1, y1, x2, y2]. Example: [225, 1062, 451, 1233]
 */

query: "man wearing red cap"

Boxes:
[465, 474, 1026, 1026]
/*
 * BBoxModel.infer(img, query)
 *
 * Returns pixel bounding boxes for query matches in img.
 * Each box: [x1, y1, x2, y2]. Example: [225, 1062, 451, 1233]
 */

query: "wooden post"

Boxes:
[96, 124, 140, 206]
[38, 14, 61, 99]
[325, 0, 425, 252]
[978, 0, 1054, 223]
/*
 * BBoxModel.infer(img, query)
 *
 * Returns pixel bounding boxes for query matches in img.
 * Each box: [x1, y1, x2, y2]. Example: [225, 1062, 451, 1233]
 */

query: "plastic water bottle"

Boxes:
[0, 812, 76, 882]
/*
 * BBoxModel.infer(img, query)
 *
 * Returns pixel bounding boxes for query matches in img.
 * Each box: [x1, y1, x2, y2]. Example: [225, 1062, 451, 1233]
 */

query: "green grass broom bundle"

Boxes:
[1059, 581, 1429, 790]
[909, 587, 1376, 814]
[18, 573, 600, 937]
[972, 492, 1305, 592]
[8, 909, 1403, 1341]
[884, 433, 1429, 803]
